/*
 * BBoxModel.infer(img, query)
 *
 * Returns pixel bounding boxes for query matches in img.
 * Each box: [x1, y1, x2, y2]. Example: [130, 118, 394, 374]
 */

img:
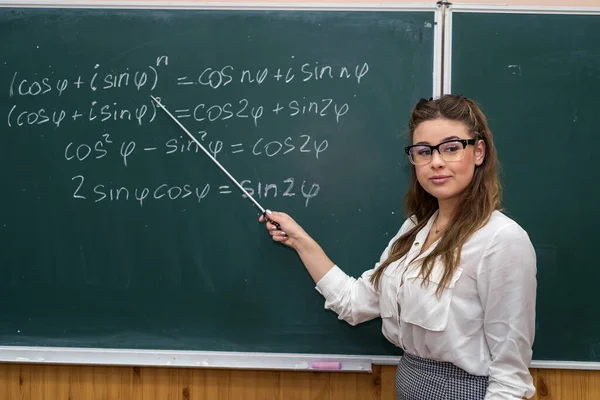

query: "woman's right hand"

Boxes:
[258, 210, 309, 250]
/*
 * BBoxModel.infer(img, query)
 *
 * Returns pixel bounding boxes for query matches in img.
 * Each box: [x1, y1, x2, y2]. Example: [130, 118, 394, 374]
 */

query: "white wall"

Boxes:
[206, 0, 599, 6]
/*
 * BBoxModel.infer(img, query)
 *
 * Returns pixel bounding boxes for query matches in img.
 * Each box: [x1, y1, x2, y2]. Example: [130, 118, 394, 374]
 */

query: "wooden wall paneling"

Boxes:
[2, 363, 600, 399]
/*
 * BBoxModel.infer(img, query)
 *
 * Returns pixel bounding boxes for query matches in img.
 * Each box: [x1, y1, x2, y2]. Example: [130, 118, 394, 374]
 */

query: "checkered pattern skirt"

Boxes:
[395, 353, 489, 400]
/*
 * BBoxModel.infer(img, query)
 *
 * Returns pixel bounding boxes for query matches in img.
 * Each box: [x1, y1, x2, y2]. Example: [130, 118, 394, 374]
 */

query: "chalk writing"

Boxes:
[178, 98, 264, 127]
[7, 99, 157, 128]
[508, 64, 522, 76]
[9, 59, 164, 98]
[241, 177, 320, 207]
[6, 54, 369, 209]
[7, 98, 349, 128]
[169, 97, 349, 126]
[64, 134, 113, 161]
[176, 61, 370, 88]
[70, 175, 320, 207]
[63, 134, 329, 165]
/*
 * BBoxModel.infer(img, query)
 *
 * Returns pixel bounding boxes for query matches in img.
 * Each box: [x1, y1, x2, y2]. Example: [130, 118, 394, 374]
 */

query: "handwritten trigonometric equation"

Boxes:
[6, 97, 349, 129]
[70, 174, 320, 208]
[63, 133, 328, 166]
[5, 54, 369, 208]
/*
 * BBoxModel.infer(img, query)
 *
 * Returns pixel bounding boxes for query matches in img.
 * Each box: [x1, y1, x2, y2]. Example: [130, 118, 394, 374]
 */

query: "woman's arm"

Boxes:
[477, 222, 537, 400]
[259, 210, 412, 326]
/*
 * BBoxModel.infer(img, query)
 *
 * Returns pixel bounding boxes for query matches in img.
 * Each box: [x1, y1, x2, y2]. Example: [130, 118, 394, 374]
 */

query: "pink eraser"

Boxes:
[311, 361, 342, 370]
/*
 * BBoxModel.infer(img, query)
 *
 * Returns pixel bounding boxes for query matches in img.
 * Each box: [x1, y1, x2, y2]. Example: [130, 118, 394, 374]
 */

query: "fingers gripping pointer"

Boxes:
[258, 210, 293, 244]
[261, 210, 282, 232]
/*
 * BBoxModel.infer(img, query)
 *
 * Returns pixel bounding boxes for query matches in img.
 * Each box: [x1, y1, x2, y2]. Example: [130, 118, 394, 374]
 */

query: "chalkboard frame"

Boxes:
[0, 0, 442, 371]
[444, 4, 600, 371]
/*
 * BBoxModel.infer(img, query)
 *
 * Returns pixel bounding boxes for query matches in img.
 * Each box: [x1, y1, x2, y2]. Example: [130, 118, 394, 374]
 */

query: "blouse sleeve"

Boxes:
[314, 217, 415, 326]
[477, 222, 537, 400]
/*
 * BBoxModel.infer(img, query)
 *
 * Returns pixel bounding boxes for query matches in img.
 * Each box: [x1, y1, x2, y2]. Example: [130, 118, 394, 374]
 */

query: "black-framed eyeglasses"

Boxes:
[404, 138, 477, 165]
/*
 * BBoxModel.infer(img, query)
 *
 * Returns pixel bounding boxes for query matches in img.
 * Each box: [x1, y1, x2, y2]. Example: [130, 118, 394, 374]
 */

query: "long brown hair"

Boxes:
[370, 94, 501, 296]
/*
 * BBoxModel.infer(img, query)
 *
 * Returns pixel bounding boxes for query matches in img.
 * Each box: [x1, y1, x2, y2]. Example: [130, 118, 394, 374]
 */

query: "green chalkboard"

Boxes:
[451, 11, 600, 363]
[0, 7, 435, 357]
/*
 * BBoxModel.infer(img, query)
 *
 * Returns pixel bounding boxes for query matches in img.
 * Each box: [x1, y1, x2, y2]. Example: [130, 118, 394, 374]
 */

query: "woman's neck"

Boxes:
[436, 197, 458, 227]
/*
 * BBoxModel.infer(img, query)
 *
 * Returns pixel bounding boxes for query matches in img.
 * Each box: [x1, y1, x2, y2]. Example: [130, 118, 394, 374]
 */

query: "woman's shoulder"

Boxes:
[474, 211, 537, 278]
[477, 210, 533, 247]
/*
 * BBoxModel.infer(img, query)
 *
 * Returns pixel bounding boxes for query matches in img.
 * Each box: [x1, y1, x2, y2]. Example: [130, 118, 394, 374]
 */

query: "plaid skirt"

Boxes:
[395, 353, 489, 400]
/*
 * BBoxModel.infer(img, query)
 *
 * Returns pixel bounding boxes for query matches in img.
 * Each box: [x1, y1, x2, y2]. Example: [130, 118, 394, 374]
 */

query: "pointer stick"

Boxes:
[150, 95, 280, 229]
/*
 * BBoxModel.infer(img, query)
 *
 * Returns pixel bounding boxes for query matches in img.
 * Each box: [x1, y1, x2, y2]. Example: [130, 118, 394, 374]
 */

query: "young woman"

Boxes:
[259, 94, 537, 400]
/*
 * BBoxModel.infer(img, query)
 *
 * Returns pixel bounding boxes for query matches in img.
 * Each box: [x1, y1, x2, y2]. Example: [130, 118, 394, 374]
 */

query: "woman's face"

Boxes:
[410, 119, 485, 202]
